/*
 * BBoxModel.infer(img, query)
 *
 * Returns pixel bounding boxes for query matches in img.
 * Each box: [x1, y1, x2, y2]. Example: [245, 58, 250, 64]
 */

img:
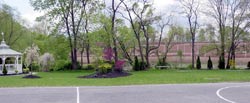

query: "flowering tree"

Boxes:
[24, 44, 40, 75]
[103, 47, 114, 62]
[39, 53, 55, 72]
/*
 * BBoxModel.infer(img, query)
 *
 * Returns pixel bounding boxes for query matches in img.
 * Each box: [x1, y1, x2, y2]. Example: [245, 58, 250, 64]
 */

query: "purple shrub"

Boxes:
[114, 60, 125, 71]
[103, 47, 114, 62]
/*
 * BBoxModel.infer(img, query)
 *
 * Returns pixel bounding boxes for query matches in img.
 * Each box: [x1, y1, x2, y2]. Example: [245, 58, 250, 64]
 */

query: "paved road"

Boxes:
[0, 82, 250, 103]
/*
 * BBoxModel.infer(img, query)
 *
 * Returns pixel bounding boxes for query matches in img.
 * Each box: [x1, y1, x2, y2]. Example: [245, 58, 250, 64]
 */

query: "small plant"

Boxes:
[207, 56, 213, 70]
[133, 56, 140, 71]
[98, 63, 112, 74]
[187, 64, 193, 69]
[247, 61, 250, 69]
[2, 64, 7, 75]
[15, 70, 18, 74]
[196, 56, 201, 69]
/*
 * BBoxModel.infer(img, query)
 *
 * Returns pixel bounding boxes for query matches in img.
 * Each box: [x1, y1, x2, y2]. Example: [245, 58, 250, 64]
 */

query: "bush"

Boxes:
[247, 61, 250, 69]
[139, 61, 146, 70]
[84, 64, 95, 70]
[53, 60, 82, 71]
[97, 63, 112, 74]
[218, 56, 225, 69]
[23, 68, 30, 74]
[187, 64, 193, 69]
[2, 64, 7, 75]
[207, 56, 213, 70]
[133, 56, 140, 71]
[114, 60, 125, 72]
[15, 70, 18, 74]
[196, 56, 201, 69]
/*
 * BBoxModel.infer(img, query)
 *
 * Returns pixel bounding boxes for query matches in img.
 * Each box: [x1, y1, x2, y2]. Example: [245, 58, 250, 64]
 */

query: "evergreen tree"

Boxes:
[2, 64, 7, 75]
[207, 56, 213, 70]
[196, 56, 201, 69]
[133, 56, 139, 71]
[218, 56, 225, 69]
[247, 61, 250, 69]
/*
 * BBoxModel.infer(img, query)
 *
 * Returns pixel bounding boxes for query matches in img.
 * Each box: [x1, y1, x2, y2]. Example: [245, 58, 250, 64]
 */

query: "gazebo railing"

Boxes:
[0, 64, 16, 72]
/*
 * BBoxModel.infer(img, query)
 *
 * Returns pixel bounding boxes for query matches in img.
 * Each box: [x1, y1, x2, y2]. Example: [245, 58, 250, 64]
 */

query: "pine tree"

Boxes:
[247, 61, 250, 69]
[196, 56, 201, 69]
[133, 56, 139, 71]
[218, 56, 225, 69]
[207, 56, 213, 70]
[2, 64, 7, 75]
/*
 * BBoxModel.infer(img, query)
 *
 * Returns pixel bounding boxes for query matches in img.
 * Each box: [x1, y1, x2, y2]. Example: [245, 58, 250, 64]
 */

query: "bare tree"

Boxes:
[206, 0, 230, 69]
[122, 0, 166, 68]
[179, 0, 199, 69]
[226, 0, 250, 68]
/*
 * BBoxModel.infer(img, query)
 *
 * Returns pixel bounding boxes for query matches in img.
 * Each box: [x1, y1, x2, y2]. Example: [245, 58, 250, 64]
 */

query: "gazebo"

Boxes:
[0, 33, 22, 74]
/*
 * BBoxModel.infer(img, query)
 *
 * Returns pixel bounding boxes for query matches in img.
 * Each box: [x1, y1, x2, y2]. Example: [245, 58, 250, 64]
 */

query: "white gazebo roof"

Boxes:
[0, 40, 22, 56]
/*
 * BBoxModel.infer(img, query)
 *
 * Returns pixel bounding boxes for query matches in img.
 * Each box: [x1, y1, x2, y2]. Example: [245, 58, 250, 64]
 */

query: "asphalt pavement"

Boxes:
[0, 82, 250, 103]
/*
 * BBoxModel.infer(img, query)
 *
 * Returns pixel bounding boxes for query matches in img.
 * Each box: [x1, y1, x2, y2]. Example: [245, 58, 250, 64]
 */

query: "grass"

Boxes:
[1, 69, 250, 87]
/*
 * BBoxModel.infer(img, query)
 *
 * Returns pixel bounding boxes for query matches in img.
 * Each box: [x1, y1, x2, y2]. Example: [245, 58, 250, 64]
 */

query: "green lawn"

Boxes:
[1, 69, 250, 87]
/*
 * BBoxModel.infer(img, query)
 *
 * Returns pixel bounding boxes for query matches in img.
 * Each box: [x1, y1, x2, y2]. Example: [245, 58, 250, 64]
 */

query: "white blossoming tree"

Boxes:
[24, 44, 40, 75]
[39, 53, 55, 72]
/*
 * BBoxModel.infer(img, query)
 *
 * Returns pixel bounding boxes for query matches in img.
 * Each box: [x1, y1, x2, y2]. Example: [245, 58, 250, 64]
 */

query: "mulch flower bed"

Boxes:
[78, 71, 131, 78]
[22, 75, 41, 79]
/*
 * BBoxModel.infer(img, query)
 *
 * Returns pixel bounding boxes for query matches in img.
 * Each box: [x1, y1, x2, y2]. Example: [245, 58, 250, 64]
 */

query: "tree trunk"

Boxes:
[86, 42, 90, 64]
[80, 50, 84, 67]
[192, 36, 195, 69]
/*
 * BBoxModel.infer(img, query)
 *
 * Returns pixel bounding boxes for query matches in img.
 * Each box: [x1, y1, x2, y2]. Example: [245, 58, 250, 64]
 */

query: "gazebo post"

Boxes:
[15, 56, 18, 73]
[2, 57, 5, 72]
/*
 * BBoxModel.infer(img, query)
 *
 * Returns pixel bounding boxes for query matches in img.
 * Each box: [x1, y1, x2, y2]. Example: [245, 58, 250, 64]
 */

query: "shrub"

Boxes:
[2, 64, 7, 75]
[207, 56, 213, 70]
[133, 56, 140, 71]
[196, 56, 201, 69]
[23, 68, 30, 74]
[114, 60, 125, 72]
[139, 61, 146, 70]
[98, 63, 112, 74]
[15, 70, 18, 74]
[247, 61, 250, 69]
[53, 60, 81, 71]
[85, 64, 95, 70]
[218, 56, 225, 69]
[187, 64, 193, 69]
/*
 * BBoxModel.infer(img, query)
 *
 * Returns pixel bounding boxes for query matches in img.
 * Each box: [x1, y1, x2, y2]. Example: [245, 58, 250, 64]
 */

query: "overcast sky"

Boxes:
[2, 0, 180, 25]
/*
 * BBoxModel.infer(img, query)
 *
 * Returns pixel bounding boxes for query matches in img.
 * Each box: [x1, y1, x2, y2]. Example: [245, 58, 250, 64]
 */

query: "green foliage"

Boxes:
[132, 56, 146, 71]
[218, 56, 225, 69]
[23, 68, 29, 74]
[97, 63, 112, 74]
[15, 70, 18, 74]
[139, 61, 146, 71]
[2, 64, 7, 75]
[207, 56, 213, 70]
[196, 56, 201, 69]
[133, 56, 140, 71]
[187, 64, 193, 70]
[83, 64, 95, 70]
[53, 60, 81, 71]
